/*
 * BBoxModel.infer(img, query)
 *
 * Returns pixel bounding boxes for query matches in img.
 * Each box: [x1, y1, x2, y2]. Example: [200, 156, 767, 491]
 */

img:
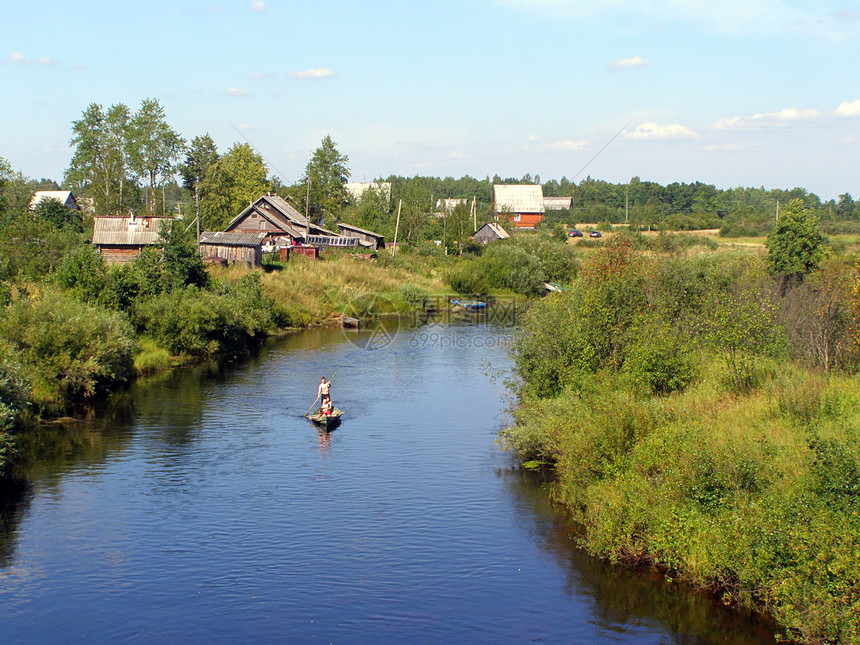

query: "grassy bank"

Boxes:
[501, 227, 860, 643]
[503, 364, 860, 643]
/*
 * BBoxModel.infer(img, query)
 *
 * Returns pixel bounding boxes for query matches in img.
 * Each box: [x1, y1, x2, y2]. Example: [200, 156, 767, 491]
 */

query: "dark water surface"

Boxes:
[0, 322, 777, 643]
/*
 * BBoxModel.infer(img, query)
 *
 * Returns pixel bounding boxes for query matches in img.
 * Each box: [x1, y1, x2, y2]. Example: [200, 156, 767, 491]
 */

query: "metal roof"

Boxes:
[92, 216, 166, 245]
[492, 184, 545, 214]
[199, 231, 267, 246]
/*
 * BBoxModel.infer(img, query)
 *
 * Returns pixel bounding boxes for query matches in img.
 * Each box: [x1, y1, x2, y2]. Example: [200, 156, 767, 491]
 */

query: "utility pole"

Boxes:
[625, 183, 629, 224]
[392, 199, 402, 257]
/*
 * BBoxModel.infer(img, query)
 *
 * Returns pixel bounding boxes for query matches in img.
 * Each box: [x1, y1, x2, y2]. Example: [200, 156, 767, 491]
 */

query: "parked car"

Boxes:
[567, 229, 583, 237]
[589, 230, 602, 238]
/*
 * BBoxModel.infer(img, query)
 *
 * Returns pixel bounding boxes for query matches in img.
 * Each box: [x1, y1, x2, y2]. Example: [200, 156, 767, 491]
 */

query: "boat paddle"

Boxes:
[304, 372, 336, 417]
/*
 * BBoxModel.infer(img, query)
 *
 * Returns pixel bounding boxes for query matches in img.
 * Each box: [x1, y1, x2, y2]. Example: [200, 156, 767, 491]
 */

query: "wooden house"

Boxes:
[92, 215, 166, 263]
[225, 193, 336, 245]
[29, 190, 81, 212]
[337, 223, 386, 250]
[198, 231, 266, 267]
[473, 222, 510, 244]
[492, 184, 545, 228]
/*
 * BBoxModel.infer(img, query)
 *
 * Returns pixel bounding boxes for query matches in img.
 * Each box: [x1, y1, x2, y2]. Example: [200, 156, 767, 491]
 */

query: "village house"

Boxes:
[492, 184, 545, 228]
[473, 222, 510, 244]
[92, 215, 167, 263]
[29, 190, 81, 212]
[336, 223, 386, 250]
[224, 193, 336, 246]
[198, 231, 266, 268]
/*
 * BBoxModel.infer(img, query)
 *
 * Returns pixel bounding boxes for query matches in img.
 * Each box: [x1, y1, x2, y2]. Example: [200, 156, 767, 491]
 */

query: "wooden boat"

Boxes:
[451, 299, 488, 311]
[307, 407, 343, 430]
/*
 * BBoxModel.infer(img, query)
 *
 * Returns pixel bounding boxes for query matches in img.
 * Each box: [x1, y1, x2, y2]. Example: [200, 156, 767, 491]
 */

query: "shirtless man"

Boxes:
[318, 376, 331, 404]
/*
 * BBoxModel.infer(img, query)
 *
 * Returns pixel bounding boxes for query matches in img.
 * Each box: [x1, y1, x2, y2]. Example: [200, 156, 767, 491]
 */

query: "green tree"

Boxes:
[65, 103, 136, 216]
[766, 198, 828, 289]
[199, 143, 269, 231]
[303, 135, 349, 221]
[180, 134, 219, 224]
[128, 98, 184, 216]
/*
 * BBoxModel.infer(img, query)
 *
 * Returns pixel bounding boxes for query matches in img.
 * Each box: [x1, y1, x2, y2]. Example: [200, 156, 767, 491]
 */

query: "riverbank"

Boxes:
[501, 235, 860, 643]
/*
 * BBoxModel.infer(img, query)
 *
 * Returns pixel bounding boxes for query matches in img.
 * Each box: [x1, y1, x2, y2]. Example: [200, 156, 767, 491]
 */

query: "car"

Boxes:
[567, 229, 583, 237]
[589, 230, 602, 238]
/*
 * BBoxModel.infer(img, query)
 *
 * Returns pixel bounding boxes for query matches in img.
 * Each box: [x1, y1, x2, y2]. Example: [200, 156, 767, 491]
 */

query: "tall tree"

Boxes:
[303, 135, 349, 221]
[766, 198, 828, 291]
[180, 134, 220, 226]
[128, 98, 184, 216]
[65, 102, 137, 216]
[198, 143, 269, 231]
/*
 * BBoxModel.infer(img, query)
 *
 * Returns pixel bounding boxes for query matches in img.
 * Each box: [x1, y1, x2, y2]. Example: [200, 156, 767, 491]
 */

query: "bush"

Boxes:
[398, 284, 429, 311]
[53, 246, 108, 303]
[447, 261, 489, 296]
[0, 289, 136, 406]
[624, 323, 697, 395]
[133, 274, 282, 356]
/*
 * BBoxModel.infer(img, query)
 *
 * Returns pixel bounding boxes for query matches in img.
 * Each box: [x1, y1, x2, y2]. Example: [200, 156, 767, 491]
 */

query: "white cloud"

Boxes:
[625, 122, 698, 140]
[752, 107, 821, 121]
[250, 72, 276, 80]
[527, 134, 539, 142]
[835, 99, 860, 117]
[449, 151, 468, 159]
[289, 68, 336, 79]
[224, 87, 250, 97]
[716, 106, 825, 129]
[251, 1, 266, 12]
[5, 51, 55, 65]
[609, 55, 645, 69]
[544, 139, 589, 150]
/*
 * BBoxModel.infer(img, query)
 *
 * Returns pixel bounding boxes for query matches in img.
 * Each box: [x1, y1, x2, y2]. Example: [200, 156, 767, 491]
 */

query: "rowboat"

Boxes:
[451, 299, 487, 311]
[307, 407, 343, 430]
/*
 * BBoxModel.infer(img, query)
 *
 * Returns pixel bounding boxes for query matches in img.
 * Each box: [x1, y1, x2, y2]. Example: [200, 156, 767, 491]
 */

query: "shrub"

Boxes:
[133, 274, 281, 356]
[624, 323, 696, 395]
[0, 289, 136, 406]
[447, 261, 489, 296]
[398, 284, 430, 311]
[53, 246, 108, 303]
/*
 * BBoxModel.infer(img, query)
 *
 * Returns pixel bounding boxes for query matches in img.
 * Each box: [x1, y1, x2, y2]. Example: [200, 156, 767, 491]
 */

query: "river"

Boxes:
[0, 318, 778, 643]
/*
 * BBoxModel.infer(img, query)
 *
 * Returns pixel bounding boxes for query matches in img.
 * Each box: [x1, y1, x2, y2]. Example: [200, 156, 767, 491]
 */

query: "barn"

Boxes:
[92, 215, 167, 263]
[198, 231, 267, 267]
[337, 223, 386, 250]
[473, 222, 510, 244]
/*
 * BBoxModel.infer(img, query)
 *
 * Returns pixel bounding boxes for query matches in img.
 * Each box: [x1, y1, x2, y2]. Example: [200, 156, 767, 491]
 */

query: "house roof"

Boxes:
[199, 231, 267, 247]
[92, 216, 166, 246]
[493, 184, 545, 214]
[30, 190, 79, 210]
[475, 222, 510, 239]
[225, 193, 341, 237]
[544, 196, 573, 210]
[337, 222, 385, 240]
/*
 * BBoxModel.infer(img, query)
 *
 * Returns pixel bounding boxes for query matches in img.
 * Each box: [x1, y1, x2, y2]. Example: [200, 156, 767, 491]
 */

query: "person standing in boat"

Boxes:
[318, 376, 332, 406]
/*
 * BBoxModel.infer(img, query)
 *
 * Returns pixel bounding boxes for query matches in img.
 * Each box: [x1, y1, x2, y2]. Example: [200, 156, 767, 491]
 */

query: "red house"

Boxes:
[492, 184, 545, 228]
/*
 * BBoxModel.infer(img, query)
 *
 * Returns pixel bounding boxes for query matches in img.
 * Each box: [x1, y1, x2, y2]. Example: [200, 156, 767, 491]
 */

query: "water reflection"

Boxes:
[500, 468, 780, 644]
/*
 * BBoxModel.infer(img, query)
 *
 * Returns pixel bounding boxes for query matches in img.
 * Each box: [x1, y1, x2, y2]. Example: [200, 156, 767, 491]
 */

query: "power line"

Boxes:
[572, 121, 630, 181]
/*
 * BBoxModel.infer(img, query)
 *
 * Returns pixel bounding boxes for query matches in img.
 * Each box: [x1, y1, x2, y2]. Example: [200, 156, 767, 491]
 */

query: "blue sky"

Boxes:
[2, 0, 860, 199]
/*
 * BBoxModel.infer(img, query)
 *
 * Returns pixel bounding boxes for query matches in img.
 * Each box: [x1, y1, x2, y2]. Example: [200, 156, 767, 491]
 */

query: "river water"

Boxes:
[0, 319, 777, 643]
